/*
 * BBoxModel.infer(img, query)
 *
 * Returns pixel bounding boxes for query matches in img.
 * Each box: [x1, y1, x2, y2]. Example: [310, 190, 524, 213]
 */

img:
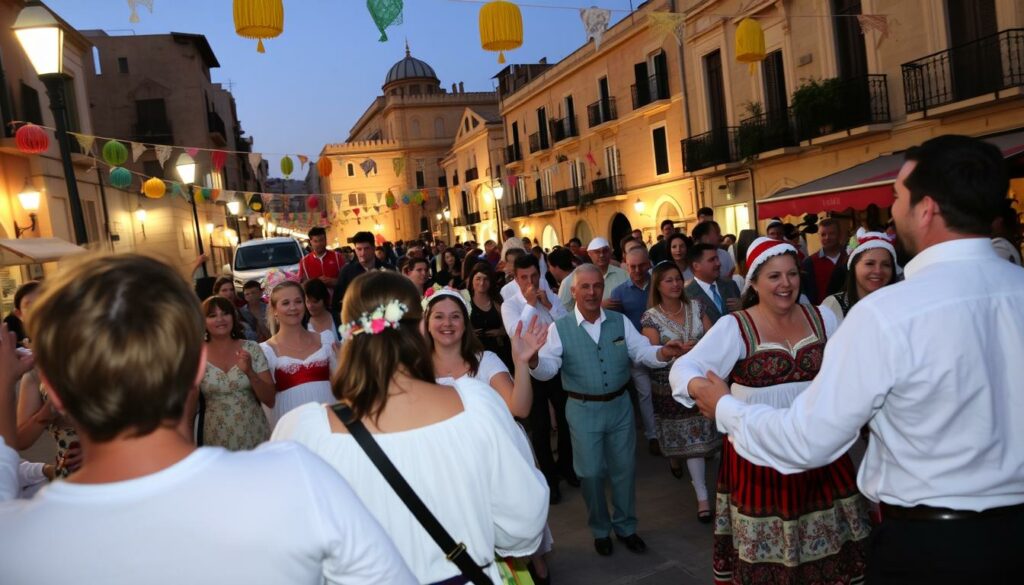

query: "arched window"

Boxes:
[434, 117, 445, 137]
[410, 117, 421, 139]
[347, 163, 355, 177]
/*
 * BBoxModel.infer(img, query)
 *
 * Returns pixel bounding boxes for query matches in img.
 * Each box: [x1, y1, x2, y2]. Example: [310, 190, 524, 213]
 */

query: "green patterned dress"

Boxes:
[199, 340, 271, 450]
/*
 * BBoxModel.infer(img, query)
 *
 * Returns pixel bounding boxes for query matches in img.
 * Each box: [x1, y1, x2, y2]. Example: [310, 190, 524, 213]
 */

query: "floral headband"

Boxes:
[422, 286, 472, 315]
[338, 299, 408, 342]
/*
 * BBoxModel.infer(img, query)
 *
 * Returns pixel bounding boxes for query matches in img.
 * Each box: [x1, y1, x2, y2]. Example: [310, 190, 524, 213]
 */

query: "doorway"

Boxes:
[609, 213, 633, 260]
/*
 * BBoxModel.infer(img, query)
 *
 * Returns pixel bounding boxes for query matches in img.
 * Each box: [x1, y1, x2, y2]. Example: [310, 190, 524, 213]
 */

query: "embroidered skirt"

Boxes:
[713, 440, 871, 585]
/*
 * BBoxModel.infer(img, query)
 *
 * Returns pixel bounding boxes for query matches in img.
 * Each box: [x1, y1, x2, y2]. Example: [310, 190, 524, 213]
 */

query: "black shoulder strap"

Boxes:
[331, 404, 492, 585]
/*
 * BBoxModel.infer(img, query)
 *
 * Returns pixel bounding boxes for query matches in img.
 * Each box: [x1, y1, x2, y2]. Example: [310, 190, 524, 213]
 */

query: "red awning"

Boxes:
[757, 130, 1024, 220]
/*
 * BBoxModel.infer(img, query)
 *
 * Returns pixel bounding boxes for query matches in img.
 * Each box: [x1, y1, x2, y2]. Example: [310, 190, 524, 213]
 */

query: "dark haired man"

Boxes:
[333, 231, 387, 318]
[546, 247, 576, 288]
[648, 219, 677, 264]
[682, 135, 1024, 584]
[400, 256, 431, 293]
[692, 221, 736, 279]
[697, 207, 714, 223]
[299, 227, 345, 307]
[685, 243, 741, 324]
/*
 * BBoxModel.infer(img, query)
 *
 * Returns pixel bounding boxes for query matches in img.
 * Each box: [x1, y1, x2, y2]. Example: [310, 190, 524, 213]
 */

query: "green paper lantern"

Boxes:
[385, 192, 396, 207]
[367, 0, 403, 42]
[102, 140, 129, 166]
[280, 156, 294, 177]
[109, 166, 132, 189]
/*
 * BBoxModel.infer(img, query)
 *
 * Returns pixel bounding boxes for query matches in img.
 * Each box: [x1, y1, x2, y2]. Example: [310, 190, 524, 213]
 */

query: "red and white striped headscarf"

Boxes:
[848, 231, 896, 269]
[745, 236, 798, 289]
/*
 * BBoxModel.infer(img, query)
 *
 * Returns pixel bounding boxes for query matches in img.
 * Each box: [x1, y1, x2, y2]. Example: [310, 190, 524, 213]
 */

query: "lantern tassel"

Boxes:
[498, 50, 506, 64]
[257, 38, 265, 53]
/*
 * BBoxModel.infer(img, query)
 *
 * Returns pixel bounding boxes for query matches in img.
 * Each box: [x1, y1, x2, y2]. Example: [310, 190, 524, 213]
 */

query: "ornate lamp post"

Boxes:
[176, 153, 207, 277]
[13, 1, 87, 244]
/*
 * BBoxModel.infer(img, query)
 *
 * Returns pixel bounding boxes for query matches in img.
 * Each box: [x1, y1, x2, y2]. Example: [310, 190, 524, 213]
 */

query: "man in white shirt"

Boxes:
[501, 253, 574, 504]
[558, 237, 629, 311]
[0, 255, 414, 585]
[679, 135, 1024, 584]
[530, 265, 686, 557]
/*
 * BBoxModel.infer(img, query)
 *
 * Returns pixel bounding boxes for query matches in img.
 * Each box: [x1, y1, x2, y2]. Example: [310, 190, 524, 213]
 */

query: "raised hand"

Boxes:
[0, 324, 33, 386]
[688, 371, 730, 419]
[511, 316, 548, 365]
[235, 349, 253, 375]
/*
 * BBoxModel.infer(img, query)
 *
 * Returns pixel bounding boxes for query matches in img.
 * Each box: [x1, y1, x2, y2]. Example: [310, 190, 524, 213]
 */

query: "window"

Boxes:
[434, 117, 445, 137]
[19, 83, 42, 125]
[652, 126, 669, 175]
[762, 50, 787, 115]
[416, 170, 425, 188]
[62, 78, 81, 133]
[118, 57, 129, 74]
[703, 50, 727, 131]
[135, 98, 169, 137]
[348, 192, 367, 207]
[92, 47, 102, 75]
[536, 106, 549, 148]
[347, 163, 355, 177]
[410, 118, 421, 139]
[830, 0, 867, 80]
[84, 200, 101, 243]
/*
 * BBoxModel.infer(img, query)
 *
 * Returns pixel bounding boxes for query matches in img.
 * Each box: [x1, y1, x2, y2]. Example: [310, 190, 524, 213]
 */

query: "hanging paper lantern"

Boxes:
[200, 187, 213, 202]
[385, 190, 396, 208]
[143, 177, 166, 199]
[211, 150, 228, 172]
[402, 195, 411, 205]
[735, 18, 766, 71]
[280, 155, 294, 177]
[102, 140, 129, 166]
[210, 188, 222, 202]
[15, 123, 49, 154]
[234, 0, 284, 53]
[307, 195, 319, 209]
[367, 0, 404, 42]
[109, 166, 132, 189]
[479, 1, 523, 64]
[317, 156, 333, 178]
[248, 193, 264, 212]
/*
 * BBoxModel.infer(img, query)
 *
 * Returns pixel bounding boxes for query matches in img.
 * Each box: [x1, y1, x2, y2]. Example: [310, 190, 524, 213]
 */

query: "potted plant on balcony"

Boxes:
[791, 77, 842, 138]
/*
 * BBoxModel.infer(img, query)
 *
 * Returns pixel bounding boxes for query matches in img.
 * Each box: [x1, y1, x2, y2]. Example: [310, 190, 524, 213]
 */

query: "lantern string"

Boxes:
[447, 0, 881, 19]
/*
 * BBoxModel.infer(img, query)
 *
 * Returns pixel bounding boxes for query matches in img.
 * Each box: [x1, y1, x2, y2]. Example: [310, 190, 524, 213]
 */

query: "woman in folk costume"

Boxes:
[670, 237, 871, 585]
[822, 232, 899, 326]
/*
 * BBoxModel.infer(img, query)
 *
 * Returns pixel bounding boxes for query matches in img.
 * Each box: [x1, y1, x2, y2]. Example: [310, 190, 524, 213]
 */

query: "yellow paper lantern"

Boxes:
[735, 18, 765, 72]
[479, 1, 522, 64]
[234, 0, 284, 53]
[143, 177, 166, 199]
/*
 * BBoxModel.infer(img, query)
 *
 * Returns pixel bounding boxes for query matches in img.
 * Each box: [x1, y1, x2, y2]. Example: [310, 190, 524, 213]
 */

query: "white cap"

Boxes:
[587, 237, 610, 251]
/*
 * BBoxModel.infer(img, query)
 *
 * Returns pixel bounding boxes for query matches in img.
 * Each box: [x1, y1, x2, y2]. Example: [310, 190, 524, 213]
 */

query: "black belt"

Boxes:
[880, 502, 1024, 521]
[564, 386, 627, 403]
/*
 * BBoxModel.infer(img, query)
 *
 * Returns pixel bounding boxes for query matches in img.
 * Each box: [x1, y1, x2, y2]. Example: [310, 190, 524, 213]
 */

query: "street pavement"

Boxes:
[544, 436, 718, 585]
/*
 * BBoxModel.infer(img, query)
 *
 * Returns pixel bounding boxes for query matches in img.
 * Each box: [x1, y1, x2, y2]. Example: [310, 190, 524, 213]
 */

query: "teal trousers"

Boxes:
[564, 392, 637, 538]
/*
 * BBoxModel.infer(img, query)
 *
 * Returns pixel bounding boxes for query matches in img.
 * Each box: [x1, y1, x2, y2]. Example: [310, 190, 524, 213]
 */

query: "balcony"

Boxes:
[792, 74, 891, 142]
[590, 174, 626, 200]
[526, 195, 557, 215]
[464, 167, 479, 182]
[550, 116, 578, 142]
[587, 98, 618, 127]
[554, 186, 582, 208]
[466, 211, 481, 225]
[682, 128, 739, 172]
[505, 143, 522, 163]
[451, 217, 465, 227]
[508, 200, 530, 218]
[131, 121, 173, 145]
[208, 111, 227, 145]
[902, 29, 1024, 114]
[528, 131, 550, 153]
[631, 74, 670, 110]
[736, 109, 798, 158]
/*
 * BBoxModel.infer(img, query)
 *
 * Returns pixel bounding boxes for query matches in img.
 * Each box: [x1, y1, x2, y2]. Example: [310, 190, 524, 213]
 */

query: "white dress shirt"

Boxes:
[531, 308, 667, 382]
[672, 238, 1024, 511]
[500, 282, 567, 338]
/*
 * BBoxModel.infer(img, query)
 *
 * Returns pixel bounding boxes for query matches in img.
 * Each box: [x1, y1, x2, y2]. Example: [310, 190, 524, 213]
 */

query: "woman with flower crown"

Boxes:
[260, 281, 337, 426]
[271, 271, 550, 584]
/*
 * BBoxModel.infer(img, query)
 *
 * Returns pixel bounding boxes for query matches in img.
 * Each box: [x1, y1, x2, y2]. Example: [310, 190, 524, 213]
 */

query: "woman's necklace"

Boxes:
[659, 301, 684, 317]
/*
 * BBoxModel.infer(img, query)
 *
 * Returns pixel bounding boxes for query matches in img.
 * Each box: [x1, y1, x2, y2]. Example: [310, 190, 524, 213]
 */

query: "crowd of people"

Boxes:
[0, 134, 1022, 585]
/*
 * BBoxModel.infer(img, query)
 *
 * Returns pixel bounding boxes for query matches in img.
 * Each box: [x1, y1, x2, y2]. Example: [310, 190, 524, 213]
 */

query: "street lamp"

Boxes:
[175, 153, 207, 277]
[225, 199, 242, 246]
[15, 180, 41, 238]
[134, 203, 147, 238]
[492, 182, 504, 237]
[13, 1, 88, 245]
[633, 197, 646, 214]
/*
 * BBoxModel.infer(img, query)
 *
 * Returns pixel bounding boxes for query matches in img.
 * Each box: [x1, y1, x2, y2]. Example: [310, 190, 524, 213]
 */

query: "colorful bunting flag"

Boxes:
[131, 141, 146, 162]
[155, 144, 173, 167]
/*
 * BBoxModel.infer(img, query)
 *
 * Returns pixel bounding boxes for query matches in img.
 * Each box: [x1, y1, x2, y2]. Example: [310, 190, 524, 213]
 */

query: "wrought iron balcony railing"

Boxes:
[554, 186, 582, 208]
[682, 128, 739, 172]
[792, 74, 891, 142]
[631, 74, 670, 110]
[587, 98, 618, 127]
[550, 116, 578, 142]
[464, 167, 479, 182]
[590, 174, 626, 200]
[528, 131, 550, 153]
[505, 143, 522, 163]
[902, 28, 1024, 114]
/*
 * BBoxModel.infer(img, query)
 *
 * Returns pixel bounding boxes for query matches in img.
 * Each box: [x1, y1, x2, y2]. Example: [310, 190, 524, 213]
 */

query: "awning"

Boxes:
[0, 238, 88, 266]
[757, 130, 1024, 219]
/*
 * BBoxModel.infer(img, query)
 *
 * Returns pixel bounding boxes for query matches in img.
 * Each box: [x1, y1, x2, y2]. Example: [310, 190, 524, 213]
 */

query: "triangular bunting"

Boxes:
[186, 147, 199, 158]
[155, 144, 173, 167]
[72, 133, 96, 155]
[248, 153, 263, 177]
[131, 141, 147, 162]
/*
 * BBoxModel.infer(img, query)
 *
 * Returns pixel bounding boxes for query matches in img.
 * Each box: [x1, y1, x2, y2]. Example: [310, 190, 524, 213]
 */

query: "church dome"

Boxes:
[384, 45, 438, 86]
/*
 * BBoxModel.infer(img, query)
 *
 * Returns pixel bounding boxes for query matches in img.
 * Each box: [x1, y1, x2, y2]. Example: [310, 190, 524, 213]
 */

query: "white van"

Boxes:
[224, 237, 305, 293]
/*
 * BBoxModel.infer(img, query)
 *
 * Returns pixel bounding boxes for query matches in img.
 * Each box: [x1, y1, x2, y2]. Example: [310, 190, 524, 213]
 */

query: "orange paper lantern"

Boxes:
[143, 177, 166, 199]
[317, 157, 333, 178]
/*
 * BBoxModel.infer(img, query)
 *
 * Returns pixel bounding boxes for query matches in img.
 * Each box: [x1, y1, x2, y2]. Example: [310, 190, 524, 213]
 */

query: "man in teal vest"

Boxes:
[529, 264, 686, 556]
